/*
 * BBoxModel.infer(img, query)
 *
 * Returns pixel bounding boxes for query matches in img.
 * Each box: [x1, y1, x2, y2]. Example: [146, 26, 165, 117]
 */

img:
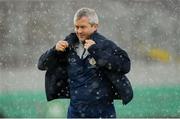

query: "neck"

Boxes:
[79, 40, 85, 45]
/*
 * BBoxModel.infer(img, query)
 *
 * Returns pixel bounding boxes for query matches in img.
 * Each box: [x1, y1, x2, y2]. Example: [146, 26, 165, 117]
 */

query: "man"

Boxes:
[38, 8, 133, 118]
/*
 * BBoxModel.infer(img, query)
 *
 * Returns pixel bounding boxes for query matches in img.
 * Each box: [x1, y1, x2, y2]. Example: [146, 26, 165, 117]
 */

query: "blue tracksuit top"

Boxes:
[67, 46, 113, 105]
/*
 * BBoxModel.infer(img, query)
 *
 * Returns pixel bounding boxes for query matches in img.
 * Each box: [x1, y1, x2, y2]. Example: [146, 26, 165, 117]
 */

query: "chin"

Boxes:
[78, 37, 86, 41]
[79, 39, 85, 43]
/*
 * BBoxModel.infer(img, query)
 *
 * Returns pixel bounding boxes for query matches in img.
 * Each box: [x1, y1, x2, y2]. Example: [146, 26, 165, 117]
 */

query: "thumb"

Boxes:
[85, 39, 91, 43]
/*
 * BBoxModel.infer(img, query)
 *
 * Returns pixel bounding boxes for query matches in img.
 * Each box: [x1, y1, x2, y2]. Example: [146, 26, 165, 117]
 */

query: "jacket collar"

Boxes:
[66, 31, 100, 48]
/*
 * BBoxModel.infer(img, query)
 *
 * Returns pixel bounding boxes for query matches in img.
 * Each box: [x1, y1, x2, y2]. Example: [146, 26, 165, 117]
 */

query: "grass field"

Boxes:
[0, 85, 180, 118]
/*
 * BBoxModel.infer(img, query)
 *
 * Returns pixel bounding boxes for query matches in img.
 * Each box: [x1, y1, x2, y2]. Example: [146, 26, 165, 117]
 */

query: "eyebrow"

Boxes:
[75, 25, 86, 28]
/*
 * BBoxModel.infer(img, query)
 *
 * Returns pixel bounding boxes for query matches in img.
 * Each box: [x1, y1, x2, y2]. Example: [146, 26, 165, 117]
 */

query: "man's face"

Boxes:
[74, 16, 97, 42]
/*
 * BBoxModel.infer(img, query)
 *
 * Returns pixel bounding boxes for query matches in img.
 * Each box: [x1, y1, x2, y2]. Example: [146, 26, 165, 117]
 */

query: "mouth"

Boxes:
[76, 33, 88, 41]
[78, 35, 86, 40]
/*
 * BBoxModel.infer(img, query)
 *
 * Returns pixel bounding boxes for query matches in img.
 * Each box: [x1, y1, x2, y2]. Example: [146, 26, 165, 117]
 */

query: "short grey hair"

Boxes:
[73, 7, 99, 25]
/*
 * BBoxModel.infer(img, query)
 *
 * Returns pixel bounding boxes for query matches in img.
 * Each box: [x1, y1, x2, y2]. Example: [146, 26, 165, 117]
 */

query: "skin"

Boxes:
[55, 16, 97, 52]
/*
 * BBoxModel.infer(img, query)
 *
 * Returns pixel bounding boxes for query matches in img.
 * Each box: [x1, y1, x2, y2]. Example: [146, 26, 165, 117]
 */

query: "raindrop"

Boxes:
[74, 90, 78, 94]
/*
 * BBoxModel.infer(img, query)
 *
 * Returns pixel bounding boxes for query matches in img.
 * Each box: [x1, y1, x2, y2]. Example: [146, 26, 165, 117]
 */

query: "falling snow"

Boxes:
[0, 0, 180, 118]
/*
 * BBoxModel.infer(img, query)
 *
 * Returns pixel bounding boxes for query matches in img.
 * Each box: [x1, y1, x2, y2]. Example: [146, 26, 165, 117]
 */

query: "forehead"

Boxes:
[74, 16, 90, 25]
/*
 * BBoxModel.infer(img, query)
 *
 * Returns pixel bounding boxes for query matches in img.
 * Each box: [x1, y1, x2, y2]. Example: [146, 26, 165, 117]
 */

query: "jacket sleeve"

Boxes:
[37, 46, 68, 71]
[88, 42, 131, 74]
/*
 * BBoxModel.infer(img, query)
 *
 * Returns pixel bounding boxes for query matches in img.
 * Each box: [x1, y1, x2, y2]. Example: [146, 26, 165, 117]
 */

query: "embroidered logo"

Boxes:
[89, 57, 96, 65]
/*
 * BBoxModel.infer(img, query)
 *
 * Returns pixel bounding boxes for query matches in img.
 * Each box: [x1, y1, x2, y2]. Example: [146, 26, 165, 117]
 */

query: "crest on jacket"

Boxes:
[89, 57, 96, 65]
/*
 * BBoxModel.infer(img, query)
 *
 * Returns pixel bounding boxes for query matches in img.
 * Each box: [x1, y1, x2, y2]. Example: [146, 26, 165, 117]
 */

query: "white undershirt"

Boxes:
[75, 41, 89, 59]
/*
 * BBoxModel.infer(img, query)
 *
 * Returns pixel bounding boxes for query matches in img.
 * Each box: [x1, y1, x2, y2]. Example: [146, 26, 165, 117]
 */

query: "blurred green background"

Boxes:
[0, 86, 180, 118]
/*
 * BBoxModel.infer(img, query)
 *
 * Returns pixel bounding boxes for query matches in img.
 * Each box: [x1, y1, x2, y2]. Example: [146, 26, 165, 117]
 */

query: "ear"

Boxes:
[92, 24, 98, 30]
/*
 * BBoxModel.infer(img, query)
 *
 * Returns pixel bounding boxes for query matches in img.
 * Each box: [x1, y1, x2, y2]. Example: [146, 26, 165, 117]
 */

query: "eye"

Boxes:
[81, 26, 85, 29]
[80, 26, 87, 29]
[75, 26, 79, 29]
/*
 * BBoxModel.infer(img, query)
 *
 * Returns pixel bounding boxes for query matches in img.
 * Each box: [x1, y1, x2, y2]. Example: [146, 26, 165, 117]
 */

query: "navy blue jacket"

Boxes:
[38, 32, 133, 105]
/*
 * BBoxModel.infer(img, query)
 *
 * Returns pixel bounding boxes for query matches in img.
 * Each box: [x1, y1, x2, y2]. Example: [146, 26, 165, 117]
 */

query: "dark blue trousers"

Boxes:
[67, 101, 116, 118]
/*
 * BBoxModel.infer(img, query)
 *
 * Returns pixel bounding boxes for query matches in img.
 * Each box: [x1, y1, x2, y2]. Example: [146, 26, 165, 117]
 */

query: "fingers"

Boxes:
[84, 43, 88, 49]
[85, 39, 94, 44]
[55, 40, 69, 52]
[59, 45, 66, 50]
[59, 41, 68, 47]
[84, 39, 96, 49]
[62, 41, 69, 47]
[85, 39, 96, 44]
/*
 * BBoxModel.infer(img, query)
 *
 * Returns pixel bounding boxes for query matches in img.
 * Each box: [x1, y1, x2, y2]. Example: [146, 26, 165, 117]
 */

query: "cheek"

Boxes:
[89, 28, 95, 34]
[88, 27, 94, 32]
[82, 28, 90, 35]
[86, 29, 92, 34]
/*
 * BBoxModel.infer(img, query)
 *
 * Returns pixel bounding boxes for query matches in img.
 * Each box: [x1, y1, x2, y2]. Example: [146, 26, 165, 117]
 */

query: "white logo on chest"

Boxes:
[89, 57, 96, 65]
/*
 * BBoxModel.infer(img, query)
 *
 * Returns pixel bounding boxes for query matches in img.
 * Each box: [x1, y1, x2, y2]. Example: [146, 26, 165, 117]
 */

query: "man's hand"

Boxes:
[84, 39, 96, 49]
[55, 40, 69, 52]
